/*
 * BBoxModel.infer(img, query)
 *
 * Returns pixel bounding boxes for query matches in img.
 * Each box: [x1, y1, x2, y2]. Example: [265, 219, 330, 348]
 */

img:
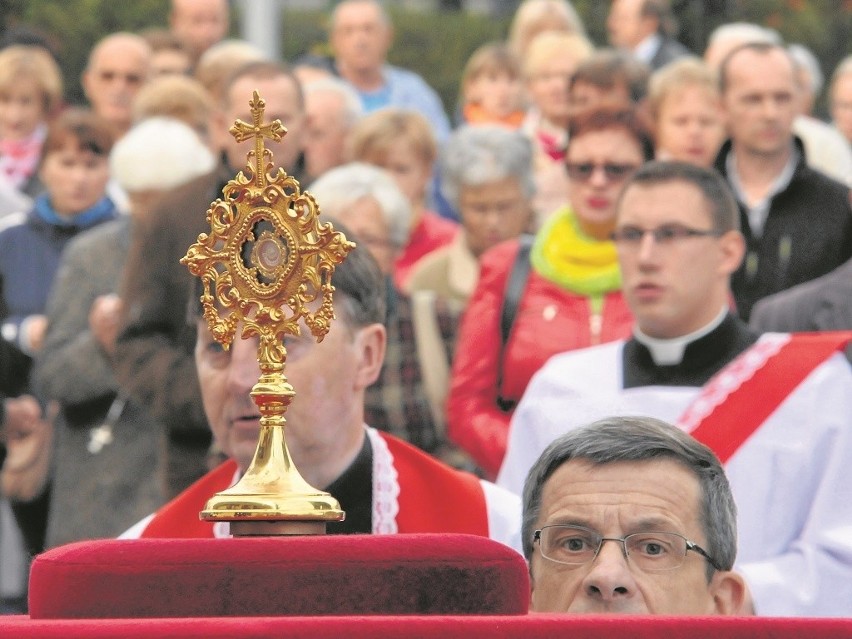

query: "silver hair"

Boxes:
[522, 415, 738, 580]
[706, 22, 781, 49]
[788, 43, 824, 97]
[303, 77, 364, 128]
[308, 162, 412, 248]
[109, 116, 215, 192]
[440, 125, 535, 210]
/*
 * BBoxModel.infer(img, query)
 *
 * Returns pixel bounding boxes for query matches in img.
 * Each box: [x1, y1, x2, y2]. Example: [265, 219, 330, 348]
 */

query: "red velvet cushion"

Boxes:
[28, 534, 529, 619]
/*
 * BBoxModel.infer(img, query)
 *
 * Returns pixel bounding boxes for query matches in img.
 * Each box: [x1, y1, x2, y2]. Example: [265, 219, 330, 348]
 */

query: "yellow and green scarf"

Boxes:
[531, 207, 621, 300]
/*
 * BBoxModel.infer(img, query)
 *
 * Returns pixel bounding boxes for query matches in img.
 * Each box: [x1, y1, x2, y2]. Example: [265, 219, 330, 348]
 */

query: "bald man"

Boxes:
[328, 0, 450, 141]
[82, 32, 152, 136]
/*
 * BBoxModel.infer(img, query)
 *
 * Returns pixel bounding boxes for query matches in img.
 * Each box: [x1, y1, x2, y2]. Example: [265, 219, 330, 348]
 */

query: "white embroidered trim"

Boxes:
[367, 426, 399, 534]
[212, 431, 401, 537]
[678, 333, 790, 433]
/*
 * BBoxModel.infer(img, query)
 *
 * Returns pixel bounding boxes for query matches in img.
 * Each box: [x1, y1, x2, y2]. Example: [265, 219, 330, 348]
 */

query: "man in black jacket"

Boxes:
[713, 42, 852, 321]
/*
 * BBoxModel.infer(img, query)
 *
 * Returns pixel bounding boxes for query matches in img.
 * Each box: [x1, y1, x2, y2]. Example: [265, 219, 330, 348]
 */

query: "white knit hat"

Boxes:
[109, 116, 216, 193]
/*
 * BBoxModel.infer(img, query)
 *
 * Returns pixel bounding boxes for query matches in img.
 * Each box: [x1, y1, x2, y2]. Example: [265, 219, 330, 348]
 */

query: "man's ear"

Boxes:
[353, 323, 385, 390]
[528, 561, 537, 609]
[710, 570, 750, 616]
[718, 229, 746, 276]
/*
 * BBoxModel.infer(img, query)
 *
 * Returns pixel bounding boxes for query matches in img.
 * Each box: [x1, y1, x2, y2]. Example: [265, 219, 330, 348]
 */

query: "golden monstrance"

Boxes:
[181, 91, 353, 535]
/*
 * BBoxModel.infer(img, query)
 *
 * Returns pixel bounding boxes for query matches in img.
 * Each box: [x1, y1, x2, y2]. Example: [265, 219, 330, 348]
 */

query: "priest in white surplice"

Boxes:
[498, 162, 852, 617]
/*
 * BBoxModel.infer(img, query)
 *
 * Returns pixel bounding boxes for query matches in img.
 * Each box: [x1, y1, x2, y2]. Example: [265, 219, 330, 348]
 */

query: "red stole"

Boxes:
[384, 435, 489, 535]
[142, 461, 236, 538]
[678, 332, 852, 464]
[140, 432, 489, 538]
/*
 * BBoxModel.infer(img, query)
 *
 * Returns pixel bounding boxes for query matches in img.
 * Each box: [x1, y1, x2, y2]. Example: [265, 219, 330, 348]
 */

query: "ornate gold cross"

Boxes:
[180, 89, 353, 534]
[229, 91, 285, 189]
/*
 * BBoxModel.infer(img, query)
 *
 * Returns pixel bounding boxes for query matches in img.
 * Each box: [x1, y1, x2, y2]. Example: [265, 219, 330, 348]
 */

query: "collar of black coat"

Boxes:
[623, 313, 758, 389]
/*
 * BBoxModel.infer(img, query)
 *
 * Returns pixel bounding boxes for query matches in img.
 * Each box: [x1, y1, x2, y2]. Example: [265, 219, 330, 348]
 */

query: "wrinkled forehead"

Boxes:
[539, 457, 704, 532]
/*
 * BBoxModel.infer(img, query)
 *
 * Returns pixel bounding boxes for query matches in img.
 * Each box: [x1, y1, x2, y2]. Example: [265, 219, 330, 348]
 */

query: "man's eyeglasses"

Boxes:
[533, 524, 721, 572]
[611, 224, 723, 246]
[565, 162, 639, 183]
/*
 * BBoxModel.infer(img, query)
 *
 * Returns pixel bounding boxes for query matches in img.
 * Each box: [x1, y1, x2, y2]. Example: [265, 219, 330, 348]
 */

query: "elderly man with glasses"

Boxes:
[524, 415, 746, 614]
[499, 161, 852, 617]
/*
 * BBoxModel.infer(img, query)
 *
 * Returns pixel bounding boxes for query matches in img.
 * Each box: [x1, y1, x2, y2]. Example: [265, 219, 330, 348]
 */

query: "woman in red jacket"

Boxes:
[447, 107, 653, 478]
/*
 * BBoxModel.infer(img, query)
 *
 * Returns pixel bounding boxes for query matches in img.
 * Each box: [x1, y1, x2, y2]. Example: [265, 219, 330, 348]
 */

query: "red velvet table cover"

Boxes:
[28, 534, 529, 619]
[3, 614, 852, 638]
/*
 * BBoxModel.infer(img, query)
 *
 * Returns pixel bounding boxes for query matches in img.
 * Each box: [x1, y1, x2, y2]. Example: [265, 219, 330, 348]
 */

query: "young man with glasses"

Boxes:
[523, 415, 746, 614]
[499, 161, 852, 616]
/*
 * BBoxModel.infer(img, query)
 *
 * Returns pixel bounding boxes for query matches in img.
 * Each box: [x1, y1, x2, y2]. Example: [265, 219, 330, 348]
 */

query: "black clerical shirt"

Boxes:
[325, 434, 373, 535]
[623, 314, 759, 389]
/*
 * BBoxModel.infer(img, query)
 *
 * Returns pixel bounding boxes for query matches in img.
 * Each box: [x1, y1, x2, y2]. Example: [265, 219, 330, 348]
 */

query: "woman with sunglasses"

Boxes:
[447, 107, 653, 479]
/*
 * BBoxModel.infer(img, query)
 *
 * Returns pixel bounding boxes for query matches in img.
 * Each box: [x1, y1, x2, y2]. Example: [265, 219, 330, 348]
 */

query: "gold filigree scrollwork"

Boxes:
[182, 90, 353, 374]
[180, 90, 353, 533]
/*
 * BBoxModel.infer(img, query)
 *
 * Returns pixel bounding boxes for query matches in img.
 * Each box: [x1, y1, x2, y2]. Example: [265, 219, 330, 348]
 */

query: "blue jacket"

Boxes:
[0, 202, 119, 353]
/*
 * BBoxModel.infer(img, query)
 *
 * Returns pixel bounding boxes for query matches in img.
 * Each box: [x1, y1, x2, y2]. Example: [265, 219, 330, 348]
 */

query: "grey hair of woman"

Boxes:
[308, 161, 413, 249]
[788, 43, 823, 97]
[440, 125, 535, 211]
[522, 415, 737, 580]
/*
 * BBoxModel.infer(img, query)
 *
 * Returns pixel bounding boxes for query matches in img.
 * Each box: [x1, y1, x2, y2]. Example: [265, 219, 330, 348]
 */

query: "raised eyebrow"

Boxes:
[624, 516, 680, 534]
[543, 517, 597, 530]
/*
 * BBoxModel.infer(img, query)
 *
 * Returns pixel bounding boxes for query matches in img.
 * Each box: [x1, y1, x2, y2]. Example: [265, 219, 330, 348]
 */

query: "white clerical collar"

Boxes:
[633, 33, 662, 64]
[633, 307, 728, 365]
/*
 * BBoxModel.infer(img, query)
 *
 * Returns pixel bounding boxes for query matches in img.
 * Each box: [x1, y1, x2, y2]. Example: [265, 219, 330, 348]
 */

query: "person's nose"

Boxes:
[9, 102, 27, 123]
[588, 166, 609, 188]
[226, 337, 261, 394]
[636, 230, 659, 264]
[483, 208, 503, 229]
[68, 164, 91, 186]
[761, 95, 781, 120]
[580, 539, 637, 603]
[686, 118, 703, 138]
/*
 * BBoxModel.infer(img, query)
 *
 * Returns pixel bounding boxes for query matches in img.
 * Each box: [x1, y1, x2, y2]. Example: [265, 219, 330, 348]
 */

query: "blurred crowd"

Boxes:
[0, 0, 850, 617]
